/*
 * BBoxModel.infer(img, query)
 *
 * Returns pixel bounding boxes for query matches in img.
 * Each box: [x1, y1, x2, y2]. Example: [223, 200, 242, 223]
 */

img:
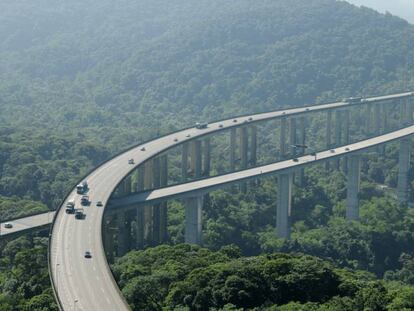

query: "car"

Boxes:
[218, 124, 224, 128]
[75, 210, 84, 219]
[128, 159, 134, 164]
[140, 147, 146, 151]
[66, 207, 75, 214]
[330, 149, 335, 153]
[174, 138, 179, 142]
[81, 195, 90, 206]
[345, 147, 350, 151]
[248, 117, 253, 121]
[292, 158, 299, 162]
[96, 201, 103, 207]
[4, 223, 13, 229]
[84, 251, 92, 259]
[282, 112, 286, 115]
[233, 119, 238, 123]
[186, 134, 191, 138]
[306, 108, 310, 111]
[65, 200, 75, 214]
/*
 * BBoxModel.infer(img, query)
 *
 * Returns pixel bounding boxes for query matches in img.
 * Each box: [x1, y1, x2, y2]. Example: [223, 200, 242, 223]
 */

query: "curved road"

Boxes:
[49, 91, 414, 310]
[111, 124, 414, 208]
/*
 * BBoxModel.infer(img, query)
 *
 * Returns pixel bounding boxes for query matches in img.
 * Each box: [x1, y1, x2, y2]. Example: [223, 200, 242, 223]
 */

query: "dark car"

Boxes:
[84, 251, 92, 259]
[75, 210, 84, 219]
[96, 201, 103, 207]
[81, 195, 90, 206]
[128, 159, 134, 164]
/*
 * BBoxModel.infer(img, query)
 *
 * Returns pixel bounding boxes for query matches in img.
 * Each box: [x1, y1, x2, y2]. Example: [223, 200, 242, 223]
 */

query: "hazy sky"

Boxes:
[346, 0, 414, 23]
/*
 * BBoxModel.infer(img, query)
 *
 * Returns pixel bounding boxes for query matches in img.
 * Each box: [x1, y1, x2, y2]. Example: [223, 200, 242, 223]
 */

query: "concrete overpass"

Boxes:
[2, 91, 413, 310]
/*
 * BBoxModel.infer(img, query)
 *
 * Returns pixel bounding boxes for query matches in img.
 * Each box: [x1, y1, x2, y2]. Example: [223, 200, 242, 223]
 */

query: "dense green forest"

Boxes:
[112, 244, 414, 310]
[1, 0, 414, 309]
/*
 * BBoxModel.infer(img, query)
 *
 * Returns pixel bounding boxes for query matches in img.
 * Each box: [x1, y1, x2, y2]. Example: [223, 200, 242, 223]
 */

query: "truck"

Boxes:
[65, 199, 75, 214]
[76, 181, 88, 194]
[195, 122, 208, 129]
[81, 195, 90, 206]
[343, 97, 362, 104]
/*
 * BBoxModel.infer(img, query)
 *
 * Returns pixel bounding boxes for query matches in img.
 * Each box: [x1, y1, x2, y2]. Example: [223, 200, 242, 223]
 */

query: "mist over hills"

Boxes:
[346, 0, 414, 23]
[2, 1, 414, 310]
[0, 0, 414, 136]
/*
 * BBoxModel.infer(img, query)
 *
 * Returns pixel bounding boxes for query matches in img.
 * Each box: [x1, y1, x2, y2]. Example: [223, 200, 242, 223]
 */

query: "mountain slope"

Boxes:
[0, 0, 413, 133]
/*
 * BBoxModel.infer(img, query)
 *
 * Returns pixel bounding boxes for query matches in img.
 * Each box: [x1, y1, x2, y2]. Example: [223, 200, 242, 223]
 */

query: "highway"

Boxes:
[43, 91, 413, 310]
[6, 123, 414, 238]
[0, 211, 55, 238]
[110, 125, 414, 208]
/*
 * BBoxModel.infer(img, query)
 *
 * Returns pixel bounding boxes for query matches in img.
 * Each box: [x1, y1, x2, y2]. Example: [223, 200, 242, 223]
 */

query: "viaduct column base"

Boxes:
[185, 196, 203, 245]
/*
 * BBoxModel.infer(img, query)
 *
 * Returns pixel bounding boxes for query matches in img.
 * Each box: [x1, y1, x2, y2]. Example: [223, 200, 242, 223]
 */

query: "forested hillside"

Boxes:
[1, 0, 414, 309]
[113, 244, 414, 310]
[1, 0, 414, 207]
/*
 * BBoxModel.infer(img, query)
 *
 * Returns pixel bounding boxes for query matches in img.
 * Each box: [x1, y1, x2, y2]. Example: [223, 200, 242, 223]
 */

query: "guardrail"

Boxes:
[47, 91, 414, 310]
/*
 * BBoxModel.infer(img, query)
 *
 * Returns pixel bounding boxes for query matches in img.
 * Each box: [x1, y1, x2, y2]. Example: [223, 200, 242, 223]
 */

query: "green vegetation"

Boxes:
[1, 0, 414, 310]
[0, 237, 57, 311]
[1, 0, 414, 211]
[113, 244, 414, 310]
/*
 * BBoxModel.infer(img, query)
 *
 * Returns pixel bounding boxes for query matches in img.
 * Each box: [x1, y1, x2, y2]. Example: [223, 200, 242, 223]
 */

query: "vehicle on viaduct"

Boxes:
[1, 91, 414, 310]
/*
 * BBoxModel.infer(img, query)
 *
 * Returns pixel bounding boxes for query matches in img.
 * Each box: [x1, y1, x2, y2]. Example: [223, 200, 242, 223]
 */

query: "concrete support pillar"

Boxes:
[407, 100, 414, 124]
[152, 158, 161, 245]
[124, 175, 132, 195]
[182, 143, 189, 182]
[326, 111, 332, 170]
[137, 165, 145, 191]
[144, 160, 153, 189]
[185, 196, 203, 245]
[382, 103, 388, 132]
[334, 110, 342, 169]
[298, 116, 306, 185]
[289, 118, 297, 184]
[373, 104, 384, 155]
[135, 165, 145, 249]
[346, 155, 361, 221]
[250, 126, 257, 166]
[159, 155, 168, 243]
[191, 140, 202, 178]
[143, 160, 153, 245]
[280, 117, 287, 160]
[289, 118, 297, 156]
[240, 127, 248, 169]
[374, 105, 381, 134]
[276, 173, 292, 239]
[249, 125, 258, 187]
[230, 128, 237, 171]
[397, 139, 411, 204]
[342, 110, 350, 173]
[240, 127, 248, 192]
[116, 179, 126, 197]
[203, 138, 211, 176]
[135, 207, 144, 249]
[400, 102, 408, 127]
[366, 104, 372, 135]
[116, 212, 128, 257]
[104, 216, 115, 263]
